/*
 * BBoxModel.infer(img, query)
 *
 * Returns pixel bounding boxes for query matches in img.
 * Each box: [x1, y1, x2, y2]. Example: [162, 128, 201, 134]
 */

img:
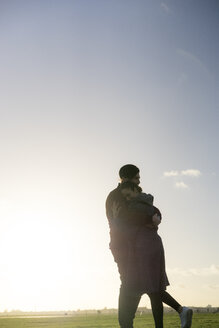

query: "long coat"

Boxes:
[106, 187, 169, 293]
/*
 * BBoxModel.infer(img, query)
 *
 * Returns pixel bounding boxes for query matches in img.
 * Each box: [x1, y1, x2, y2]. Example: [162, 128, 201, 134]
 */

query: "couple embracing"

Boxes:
[106, 164, 193, 328]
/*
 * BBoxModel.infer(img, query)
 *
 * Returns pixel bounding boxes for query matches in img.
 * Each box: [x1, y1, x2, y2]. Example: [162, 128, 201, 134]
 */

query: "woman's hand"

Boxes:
[112, 201, 121, 219]
[152, 213, 161, 226]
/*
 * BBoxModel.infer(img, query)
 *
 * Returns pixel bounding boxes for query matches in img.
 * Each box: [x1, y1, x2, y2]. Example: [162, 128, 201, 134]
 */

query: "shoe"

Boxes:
[179, 306, 193, 328]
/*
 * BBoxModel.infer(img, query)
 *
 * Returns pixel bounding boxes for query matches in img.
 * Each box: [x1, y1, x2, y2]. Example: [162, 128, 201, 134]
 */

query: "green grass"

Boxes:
[0, 313, 218, 328]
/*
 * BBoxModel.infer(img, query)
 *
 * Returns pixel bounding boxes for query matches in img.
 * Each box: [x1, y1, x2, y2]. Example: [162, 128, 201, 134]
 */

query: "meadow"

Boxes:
[0, 313, 219, 328]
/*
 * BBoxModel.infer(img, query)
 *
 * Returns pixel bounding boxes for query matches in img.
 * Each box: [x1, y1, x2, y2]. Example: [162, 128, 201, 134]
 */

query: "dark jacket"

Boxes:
[105, 184, 160, 262]
[128, 192, 162, 220]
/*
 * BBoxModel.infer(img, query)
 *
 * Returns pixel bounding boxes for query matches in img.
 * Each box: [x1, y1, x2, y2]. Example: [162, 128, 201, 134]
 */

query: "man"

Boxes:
[106, 164, 193, 328]
[106, 164, 154, 264]
[106, 164, 157, 327]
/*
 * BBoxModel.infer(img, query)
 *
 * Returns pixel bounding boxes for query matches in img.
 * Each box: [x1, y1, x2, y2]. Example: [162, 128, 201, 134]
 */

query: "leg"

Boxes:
[160, 290, 181, 312]
[118, 283, 141, 328]
[160, 291, 193, 328]
[148, 293, 163, 328]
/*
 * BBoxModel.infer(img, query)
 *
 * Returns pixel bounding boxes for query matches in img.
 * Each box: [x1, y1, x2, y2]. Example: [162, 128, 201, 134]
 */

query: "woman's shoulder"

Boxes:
[138, 192, 154, 205]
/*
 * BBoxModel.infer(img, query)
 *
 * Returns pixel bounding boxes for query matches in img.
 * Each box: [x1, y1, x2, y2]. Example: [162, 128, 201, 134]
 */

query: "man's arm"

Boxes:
[105, 187, 125, 227]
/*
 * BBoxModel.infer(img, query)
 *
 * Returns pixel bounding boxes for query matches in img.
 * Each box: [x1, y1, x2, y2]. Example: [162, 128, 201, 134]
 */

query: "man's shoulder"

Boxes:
[106, 185, 120, 203]
[105, 185, 122, 220]
[107, 186, 120, 196]
[138, 193, 154, 205]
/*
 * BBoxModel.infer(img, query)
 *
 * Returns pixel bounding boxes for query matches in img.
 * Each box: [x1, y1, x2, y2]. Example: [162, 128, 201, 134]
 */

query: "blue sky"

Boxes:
[0, 0, 218, 311]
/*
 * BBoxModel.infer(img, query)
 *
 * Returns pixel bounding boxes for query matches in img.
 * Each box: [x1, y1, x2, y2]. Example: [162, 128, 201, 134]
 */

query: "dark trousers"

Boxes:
[118, 284, 141, 328]
[116, 253, 181, 328]
[118, 283, 181, 328]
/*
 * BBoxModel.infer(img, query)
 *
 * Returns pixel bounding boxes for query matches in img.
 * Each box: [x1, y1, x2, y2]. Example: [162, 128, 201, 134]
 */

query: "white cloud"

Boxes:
[168, 265, 219, 277]
[163, 169, 202, 189]
[163, 170, 179, 177]
[189, 265, 219, 276]
[175, 182, 189, 189]
[181, 169, 201, 177]
[163, 169, 201, 178]
[161, 2, 170, 14]
[177, 48, 209, 75]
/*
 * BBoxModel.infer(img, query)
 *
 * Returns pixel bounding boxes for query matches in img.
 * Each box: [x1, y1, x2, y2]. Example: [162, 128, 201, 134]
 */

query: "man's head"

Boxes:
[120, 181, 142, 201]
[119, 164, 140, 185]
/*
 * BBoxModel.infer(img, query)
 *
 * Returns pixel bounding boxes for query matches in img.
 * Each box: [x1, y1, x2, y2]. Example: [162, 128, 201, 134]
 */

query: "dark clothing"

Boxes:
[119, 287, 180, 328]
[106, 185, 169, 292]
[106, 184, 125, 224]
[128, 192, 154, 208]
[105, 184, 158, 263]
[118, 285, 141, 328]
[133, 228, 169, 293]
[114, 191, 169, 293]
[116, 228, 169, 294]
[106, 184, 173, 328]
[106, 185, 168, 293]
[149, 292, 181, 328]
[106, 185, 156, 227]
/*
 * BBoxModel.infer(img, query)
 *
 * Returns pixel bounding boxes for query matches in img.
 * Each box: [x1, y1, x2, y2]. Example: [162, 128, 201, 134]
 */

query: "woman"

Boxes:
[112, 179, 193, 328]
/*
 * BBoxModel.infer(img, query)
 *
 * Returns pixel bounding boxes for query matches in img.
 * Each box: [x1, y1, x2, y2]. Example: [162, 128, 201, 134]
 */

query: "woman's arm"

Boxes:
[113, 201, 153, 226]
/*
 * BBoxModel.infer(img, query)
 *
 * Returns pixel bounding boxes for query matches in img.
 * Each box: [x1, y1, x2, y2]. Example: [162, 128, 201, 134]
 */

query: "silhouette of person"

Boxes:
[106, 164, 193, 328]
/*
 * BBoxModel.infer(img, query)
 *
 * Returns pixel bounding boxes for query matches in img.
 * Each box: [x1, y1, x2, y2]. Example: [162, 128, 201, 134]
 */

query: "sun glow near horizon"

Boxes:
[0, 199, 103, 311]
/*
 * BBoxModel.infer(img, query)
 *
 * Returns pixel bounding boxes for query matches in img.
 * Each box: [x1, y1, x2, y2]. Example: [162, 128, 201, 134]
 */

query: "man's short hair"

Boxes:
[119, 164, 139, 179]
[120, 181, 142, 193]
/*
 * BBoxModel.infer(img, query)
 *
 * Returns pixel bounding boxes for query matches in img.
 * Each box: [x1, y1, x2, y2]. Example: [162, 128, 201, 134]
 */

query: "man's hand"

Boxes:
[152, 213, 161, 226]
[112, 201, 121, 219]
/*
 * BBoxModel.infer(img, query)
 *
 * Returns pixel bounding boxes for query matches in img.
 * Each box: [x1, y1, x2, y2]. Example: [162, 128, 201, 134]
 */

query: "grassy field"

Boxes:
[0, 313, 219, 328]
